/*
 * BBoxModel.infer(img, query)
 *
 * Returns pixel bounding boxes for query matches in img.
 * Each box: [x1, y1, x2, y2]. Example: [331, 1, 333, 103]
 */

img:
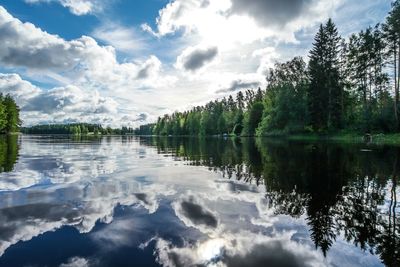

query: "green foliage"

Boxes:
[257, 57, 309, 135]
[136, 90, 262, 136]
[0, 94, 20, 134]
[242, 102, 264, 136]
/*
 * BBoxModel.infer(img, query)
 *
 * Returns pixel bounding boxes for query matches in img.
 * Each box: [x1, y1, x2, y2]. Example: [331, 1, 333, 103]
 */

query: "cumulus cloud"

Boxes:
[215, 73, 263, 94]
[229, 0, 312, 28]
[136, 56, 162, 79]
[133, 113, 149, 122]
[60, 257, 90, 267]
[217, 79, 260, 93]
[0, 7, 164, 85]
[0, 7, 177, 127]
[25, 0, 99, 16]
[0, 73, 41, 104]
[176, 45, 218, 72]
[23, 85, 118, 114]
[92, 23, 148, 54]
[252, 47, 280, 75]
[0, 5, 114, 71]
[151, 0, 215, 36]
[149, 0, 343, 44]
[0, 73, 121, 126]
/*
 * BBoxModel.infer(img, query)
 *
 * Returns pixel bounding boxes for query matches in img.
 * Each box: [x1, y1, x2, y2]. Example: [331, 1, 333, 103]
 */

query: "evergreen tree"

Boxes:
[325, 19, 343, 129]
[308, 20, 343, 131]
[309, 24, 328, 131]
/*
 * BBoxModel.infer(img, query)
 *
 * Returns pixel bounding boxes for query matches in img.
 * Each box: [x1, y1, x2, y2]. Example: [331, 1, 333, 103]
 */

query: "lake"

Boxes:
[0, 135, 398, 267]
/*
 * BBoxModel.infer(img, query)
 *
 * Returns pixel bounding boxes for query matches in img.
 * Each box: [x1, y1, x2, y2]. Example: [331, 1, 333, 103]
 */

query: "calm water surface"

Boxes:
[0, 135, 398, 267]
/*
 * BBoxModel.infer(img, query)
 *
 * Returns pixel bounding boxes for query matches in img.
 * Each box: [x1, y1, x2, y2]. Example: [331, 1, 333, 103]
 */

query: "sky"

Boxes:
[0, 0, 393, 127]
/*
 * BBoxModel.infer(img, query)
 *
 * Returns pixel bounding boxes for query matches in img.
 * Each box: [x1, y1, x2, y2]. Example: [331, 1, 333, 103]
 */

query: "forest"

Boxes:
[135, 1, 400, 137]
[0, 94, 21, 134]
[21, 123, 135, 135]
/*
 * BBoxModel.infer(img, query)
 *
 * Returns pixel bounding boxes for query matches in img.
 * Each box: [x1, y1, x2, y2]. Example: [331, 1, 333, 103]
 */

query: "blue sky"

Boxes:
[0, 0, 393, 127]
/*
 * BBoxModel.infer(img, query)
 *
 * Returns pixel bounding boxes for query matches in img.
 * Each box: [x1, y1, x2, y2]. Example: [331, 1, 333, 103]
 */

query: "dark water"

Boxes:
[0, 135, 398, 267]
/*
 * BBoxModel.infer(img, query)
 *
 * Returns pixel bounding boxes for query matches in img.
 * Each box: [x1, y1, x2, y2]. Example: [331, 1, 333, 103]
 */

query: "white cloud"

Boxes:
[0, 73, 41, 104]
[148, 0, 344, 45]
[25, 0, 100, 16]
[136, 56, 162, 79]
[60, 257, 90, 267]
[252, 47, 280, 75]
[92, 23, 149, 55]
[0, 6, 125, 75]
[0, 7, 179, 127]
[0, 73, 122, 126]
[60, 0, 94, 15]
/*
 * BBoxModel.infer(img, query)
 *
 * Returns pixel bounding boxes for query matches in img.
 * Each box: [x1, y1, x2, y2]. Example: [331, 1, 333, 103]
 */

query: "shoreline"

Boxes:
[133, 133, 400, 145]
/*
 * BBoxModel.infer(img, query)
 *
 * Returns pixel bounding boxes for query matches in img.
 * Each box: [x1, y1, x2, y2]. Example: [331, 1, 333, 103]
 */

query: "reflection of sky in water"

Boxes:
[0, 136, 395, 267]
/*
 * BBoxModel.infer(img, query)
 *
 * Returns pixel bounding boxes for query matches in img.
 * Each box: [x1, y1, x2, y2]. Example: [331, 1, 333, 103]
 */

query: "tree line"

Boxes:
[0, 94, 21, 134]
[136, 2, 400, 136]
[21, 123, 135, 135]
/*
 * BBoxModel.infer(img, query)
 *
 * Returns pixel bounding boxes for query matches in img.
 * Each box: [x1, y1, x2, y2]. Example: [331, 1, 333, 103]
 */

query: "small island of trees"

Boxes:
[135, 1, 400, 139]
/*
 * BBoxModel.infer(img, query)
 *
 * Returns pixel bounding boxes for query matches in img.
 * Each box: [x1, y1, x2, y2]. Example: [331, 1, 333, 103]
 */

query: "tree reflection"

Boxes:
[140, 136, 399, 265]
[0, 135, 19, 173]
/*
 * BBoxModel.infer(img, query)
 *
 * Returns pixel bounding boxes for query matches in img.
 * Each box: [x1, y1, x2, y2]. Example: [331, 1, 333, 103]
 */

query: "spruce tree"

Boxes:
[309, 24, 328, 131]
[308, 19, 343, 131]
[325, 19, 343, 129]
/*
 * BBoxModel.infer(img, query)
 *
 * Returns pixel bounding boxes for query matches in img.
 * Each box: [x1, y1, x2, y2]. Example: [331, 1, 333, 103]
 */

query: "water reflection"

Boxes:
[0, 135, 397, 267]
[140, 137, 400, 266]
[0, 135, 19, 173]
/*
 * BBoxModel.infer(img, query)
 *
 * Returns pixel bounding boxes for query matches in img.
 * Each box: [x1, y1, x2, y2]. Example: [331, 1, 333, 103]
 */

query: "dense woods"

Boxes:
[21, 123, 134, 135]
[0, 94, 20, 134]
[136, 2, 400, 137]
